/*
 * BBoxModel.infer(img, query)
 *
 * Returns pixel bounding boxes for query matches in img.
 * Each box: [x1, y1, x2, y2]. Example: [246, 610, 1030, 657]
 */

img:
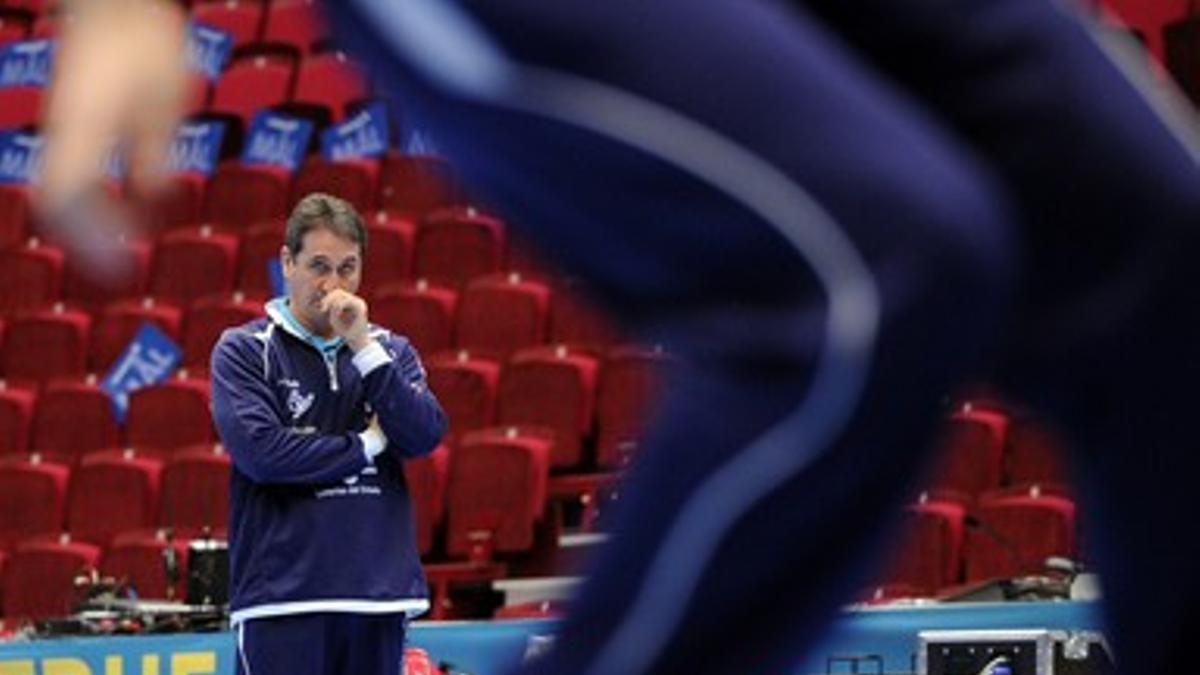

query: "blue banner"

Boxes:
[185, 22, 234, 82]
[167, 121, 226, 176]
[241, 112, 314, 172]
[101, 323, 182, 423]
[0, 131, 43, 184]
[320, 102, 390, 161]
[0, 39, 54, 88]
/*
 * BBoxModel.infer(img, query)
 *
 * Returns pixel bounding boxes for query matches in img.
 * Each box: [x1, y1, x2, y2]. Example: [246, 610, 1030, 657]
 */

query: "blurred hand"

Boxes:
[319, 289, 371, 351]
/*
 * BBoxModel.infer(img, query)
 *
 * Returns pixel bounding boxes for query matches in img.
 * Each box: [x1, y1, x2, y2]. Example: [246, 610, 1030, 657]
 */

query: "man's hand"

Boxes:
[319, 290, 371, 351]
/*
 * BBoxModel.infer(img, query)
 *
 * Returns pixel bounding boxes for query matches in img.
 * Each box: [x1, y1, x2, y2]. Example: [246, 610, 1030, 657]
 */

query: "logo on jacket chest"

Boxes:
[278, 378, 315, 420]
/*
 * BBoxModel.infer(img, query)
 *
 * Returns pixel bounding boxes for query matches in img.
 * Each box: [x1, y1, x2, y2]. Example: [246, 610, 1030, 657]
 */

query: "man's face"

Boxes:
[282, 227, 363, 338]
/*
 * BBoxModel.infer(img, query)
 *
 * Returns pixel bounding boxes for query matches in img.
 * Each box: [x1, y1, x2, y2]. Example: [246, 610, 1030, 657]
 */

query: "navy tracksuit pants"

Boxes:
[235, 614, 406, 675]
[334, 1, 1200, 673]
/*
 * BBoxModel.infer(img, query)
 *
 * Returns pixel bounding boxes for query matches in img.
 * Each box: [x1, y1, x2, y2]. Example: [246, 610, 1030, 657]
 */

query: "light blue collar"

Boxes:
[265, 297, 345, 354]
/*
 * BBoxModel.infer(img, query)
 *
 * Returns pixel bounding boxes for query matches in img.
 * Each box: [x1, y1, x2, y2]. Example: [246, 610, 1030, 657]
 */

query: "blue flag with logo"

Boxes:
[168, 120, 226, 175]
[0, 39, 54, 88]
[320, 102, 390, 161]
[0, 131, 44, 184]
[101, 323, 182, 423]
[242, 111, 314, 171]
[186, 22, 234, 82]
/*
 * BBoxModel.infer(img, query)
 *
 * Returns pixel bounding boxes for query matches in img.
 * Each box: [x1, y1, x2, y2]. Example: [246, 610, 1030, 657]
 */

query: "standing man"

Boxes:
[210, 192, 447, 675]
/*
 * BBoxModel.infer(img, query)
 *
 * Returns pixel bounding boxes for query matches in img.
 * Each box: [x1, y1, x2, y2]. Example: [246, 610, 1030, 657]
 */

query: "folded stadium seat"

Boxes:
[261, 0, 328, 54]
[964, 485, 1077, 583]
[208, 48, 298, 132]
[235, 219, 284, 296]
[0, 8, 32, 49]
[149, 225, 240, 307]
[2, 535, 101, 621]
[0, 304, 91, 383]
[204, 161, 294, 230]
[88, 297, 184, 373]
[0, 86, 41, 130]
[379, 153, 465, 217]
[425, 350, 500, 444]
[455, 273, 550, 361]
[66, 448, 163, 547]
[497, 346, 600, 470]
[101, 529, 190, 601]
[348, 212, 414, 298]
[130, 172, 208, 234]
[30, 375, 119, 463]
[182, 291, 264, 368]
[0, 454, 68, 549]
[60, 235, 151, 312]
[290, 157, 380, 216]
[190, 0, 265, 51]
[292, 50, 370, 122]
[928, 407, 1010, 503]
[1005, 415, 1073, 489]
[414, 207, 506, 289]
[546, 471, 621, 534]
[403, 444, 449, 557]
[0, 238, 64, 315]
[125, 374, 215, 455]
[0, 382, 34, 455]
[882, 495, 966, 596]
[370, 280, 457, 356]
[446, 426, 552, 560]
[594, 344, 670, 469]
[548, 280, 621, 355]
[0, 184, 32, 249]
[158, 444, 231, 535]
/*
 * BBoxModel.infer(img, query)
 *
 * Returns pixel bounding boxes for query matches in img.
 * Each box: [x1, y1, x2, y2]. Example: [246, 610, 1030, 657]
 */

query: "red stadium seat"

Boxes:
[101, 529, 190, 601]
[446, 427, 551, 559]
[595, 344, 670, 468]
[0, 239, 64, 315]
[929, 407, 1010, 502]
[1005, 416, 1072, 489]
[31, 376, 119, 461]
[149, 225, 240, 306]
[371, 280, 456, 356]
[190, 0, 265, 50]
[66, 449, 163, 547]
[414, 207, 505, 289]
[89, 297, 184, 373]
[884, 496, 966, 595]
[403, 444, 449, 556]
[0, 455, 68, 549]
[379, 153, 464, 216]
[293, 50, 369, 121]
[158, 445, 231, 534]
[425, 351, 500, 443]
[182, 292, 264, 367]
[549, 281, 621, 354]
[2, 535, 101, 621]
[131, 173, 208, 233]
[236, 219, 285, 297]
[0, 9, 32, 50]
[964, 485, 1077, 583]
[455, 273, 550, 360]
[60, 236, 151, 311]
[290, 158, 380, 221]
[0, 86, 41, 130]
[0, 304, 91, 383]
[126, 374, 215, 454]
[262, 0, 329, 54]
[29, 12, 57, 40]
[0, 382, 35, 455]
[498, 346, 600, 469]
[209, 50, 297, 130]
[359, 211, 416, 297]
[205, 162, 293, 230]
[0, 184, 32, 249]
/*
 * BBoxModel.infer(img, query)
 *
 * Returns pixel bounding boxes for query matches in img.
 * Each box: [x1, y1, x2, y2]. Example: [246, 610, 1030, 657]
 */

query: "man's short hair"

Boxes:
[285, 192, 368, 256]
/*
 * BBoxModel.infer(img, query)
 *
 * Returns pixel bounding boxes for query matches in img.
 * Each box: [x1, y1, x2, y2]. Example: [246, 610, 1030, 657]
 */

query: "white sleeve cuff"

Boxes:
[358, 426, 387, 462]
[352, 340, 393, 377]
